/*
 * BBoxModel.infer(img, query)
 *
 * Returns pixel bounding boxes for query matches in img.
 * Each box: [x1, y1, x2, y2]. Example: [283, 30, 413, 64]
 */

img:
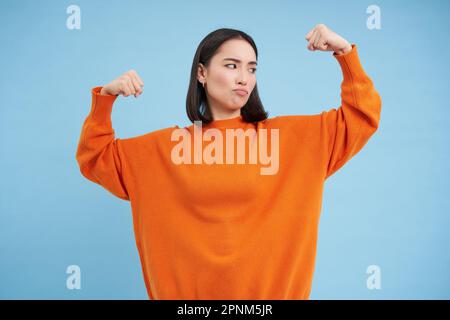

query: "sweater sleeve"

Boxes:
[75, 86, 130, 201]
[322, 44, 382, 179]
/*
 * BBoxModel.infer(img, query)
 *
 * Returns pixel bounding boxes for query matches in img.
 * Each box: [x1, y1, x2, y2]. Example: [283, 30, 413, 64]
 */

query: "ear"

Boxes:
[197, 63, 206, 83]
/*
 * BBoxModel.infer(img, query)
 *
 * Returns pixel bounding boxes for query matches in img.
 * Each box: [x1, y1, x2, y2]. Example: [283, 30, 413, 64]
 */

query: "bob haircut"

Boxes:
[186, 28, 269, 125]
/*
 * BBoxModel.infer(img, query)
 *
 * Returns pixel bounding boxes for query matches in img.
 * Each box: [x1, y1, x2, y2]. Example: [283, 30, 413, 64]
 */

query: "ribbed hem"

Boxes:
[90, 86, 118, 123]
[333, 44, 367, 82]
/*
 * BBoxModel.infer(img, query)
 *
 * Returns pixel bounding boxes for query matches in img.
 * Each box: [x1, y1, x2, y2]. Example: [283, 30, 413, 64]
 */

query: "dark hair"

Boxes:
[186, 28, 269, 125]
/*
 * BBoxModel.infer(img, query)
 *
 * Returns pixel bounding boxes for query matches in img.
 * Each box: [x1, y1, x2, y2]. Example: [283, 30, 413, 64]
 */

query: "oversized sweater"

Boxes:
[76, 44, 381, 300]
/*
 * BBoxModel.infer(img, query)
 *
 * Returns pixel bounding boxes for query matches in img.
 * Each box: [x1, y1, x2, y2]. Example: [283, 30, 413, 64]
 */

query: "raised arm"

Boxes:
[305, 24, 382, 179]
[75, 70, 144, 200]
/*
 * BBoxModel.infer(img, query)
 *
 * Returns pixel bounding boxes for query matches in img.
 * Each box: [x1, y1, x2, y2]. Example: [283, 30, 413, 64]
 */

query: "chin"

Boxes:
[232, 101, 247, 109]
[225, 104, 243, 111]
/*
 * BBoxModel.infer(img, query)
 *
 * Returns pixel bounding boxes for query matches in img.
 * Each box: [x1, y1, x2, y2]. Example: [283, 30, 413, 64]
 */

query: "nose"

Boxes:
[236, 66, 249, 86]
[237, 73, 247, 86]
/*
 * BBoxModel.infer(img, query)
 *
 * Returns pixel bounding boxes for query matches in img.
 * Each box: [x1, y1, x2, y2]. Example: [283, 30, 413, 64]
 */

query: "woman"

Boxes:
[76, 25, 382, 300]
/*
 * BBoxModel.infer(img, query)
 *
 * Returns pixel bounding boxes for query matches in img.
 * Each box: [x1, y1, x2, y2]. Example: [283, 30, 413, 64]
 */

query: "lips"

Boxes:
[233, 89, 248, 96]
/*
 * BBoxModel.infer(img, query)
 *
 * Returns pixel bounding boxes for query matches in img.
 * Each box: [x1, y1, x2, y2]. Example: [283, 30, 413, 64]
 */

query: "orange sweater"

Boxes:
[76, 44, 381, 299]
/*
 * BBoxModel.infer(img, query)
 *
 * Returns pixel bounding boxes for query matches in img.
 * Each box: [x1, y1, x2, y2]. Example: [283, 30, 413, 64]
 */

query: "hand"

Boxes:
[100, 69, 144, 98]
[305, 24, 352, 55]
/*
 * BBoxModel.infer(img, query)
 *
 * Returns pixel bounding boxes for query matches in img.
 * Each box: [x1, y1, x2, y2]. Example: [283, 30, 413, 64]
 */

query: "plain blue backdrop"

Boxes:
[1, 0, 449, 299]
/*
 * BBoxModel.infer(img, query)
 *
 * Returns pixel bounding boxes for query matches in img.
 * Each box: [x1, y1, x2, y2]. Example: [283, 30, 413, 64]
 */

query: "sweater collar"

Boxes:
[201, 114, 248, 129]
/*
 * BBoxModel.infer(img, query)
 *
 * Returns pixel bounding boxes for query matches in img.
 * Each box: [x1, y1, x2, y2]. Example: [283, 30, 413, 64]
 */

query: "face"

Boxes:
[197, 39, 258, 120]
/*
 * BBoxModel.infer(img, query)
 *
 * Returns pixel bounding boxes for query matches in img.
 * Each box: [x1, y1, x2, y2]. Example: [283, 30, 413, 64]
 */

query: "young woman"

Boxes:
[76, 25, 382, 300]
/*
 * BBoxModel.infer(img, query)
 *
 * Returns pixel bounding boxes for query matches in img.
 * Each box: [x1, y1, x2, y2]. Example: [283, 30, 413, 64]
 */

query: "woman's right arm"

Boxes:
[75, 70, 144, 200]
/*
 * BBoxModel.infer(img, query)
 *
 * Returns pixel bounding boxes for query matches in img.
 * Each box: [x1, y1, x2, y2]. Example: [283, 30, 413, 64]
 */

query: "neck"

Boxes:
[210, 108, 241, 121]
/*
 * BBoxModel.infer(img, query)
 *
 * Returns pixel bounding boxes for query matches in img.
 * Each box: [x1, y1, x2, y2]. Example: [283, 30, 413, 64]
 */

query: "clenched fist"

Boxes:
[100, 69, 144, 98]
[305, 24, 352, 55]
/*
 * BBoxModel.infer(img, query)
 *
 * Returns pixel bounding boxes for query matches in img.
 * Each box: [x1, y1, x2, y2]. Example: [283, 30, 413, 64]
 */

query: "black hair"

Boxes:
[186, 28, 269, 125]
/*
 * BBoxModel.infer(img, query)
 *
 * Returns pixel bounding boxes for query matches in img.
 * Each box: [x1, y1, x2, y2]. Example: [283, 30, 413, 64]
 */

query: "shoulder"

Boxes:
[264, 114, 321, 129]
[119, 125, 179, 148]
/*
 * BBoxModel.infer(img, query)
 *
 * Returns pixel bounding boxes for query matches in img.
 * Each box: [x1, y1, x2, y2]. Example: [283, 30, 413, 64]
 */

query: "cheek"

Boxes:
[215, 72, 233, 87]
[209, 73, 233, 98]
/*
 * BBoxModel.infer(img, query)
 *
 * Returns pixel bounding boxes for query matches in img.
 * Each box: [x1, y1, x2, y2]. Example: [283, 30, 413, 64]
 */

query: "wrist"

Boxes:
[334, 44, 352, 56]
[100, 87, 113, 96]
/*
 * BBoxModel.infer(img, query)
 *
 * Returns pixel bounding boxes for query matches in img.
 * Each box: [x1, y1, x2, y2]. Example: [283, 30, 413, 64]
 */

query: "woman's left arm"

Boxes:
[305, 24, 382, 179]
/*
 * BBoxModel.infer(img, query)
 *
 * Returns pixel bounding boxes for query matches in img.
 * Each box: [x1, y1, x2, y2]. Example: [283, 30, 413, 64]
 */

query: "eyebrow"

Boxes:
[222, 58, 258, 66]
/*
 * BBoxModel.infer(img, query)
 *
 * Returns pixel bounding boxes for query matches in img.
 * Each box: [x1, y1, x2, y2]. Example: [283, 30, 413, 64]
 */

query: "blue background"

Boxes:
[1, 0, 449, 299]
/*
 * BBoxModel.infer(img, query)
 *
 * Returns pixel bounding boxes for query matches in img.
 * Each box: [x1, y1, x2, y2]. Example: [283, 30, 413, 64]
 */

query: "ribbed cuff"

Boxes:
[333, 44, 367, 82]
[90, 86, 118, 123]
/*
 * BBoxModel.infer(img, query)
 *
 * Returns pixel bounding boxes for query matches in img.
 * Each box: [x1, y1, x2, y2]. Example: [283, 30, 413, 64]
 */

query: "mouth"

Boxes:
[233, 89, 248, 96]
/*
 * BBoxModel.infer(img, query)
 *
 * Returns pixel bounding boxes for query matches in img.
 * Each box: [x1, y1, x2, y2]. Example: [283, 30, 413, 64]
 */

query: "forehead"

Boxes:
[214, 39, 256, 61]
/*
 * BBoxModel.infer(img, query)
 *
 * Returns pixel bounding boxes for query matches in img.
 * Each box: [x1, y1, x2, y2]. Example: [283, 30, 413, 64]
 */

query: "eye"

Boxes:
[225, 64, 257, 74]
